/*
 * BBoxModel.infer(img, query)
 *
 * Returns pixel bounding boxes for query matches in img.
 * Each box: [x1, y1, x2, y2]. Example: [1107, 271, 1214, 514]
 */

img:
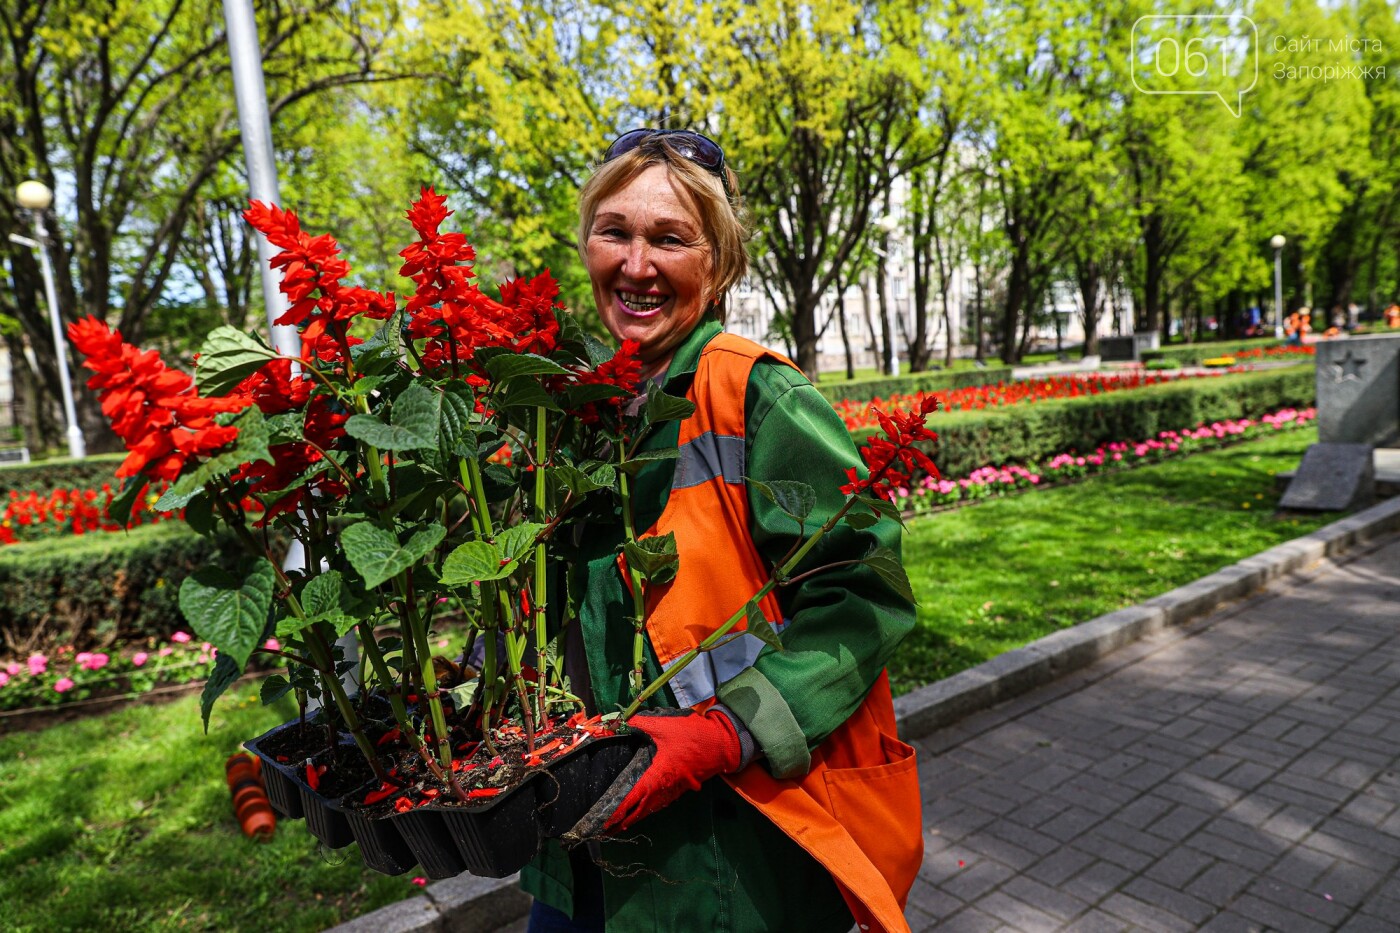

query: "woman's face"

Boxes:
[585, 164, 713, 370]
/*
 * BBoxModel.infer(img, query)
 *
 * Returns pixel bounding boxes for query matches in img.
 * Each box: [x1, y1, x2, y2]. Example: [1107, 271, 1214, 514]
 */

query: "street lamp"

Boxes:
[1270, 234, 1286, 340]
[9, 181, 86, 459]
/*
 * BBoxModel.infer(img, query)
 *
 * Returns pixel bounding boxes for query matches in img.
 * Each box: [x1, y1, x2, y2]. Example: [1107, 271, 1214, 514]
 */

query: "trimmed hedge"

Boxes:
[0, 522, 245, 656]
[853, 364, 1315, 480]
[0, 452, 124, 495]
[815, 366, 1014, 404]
[1141, 337, 1291, 366]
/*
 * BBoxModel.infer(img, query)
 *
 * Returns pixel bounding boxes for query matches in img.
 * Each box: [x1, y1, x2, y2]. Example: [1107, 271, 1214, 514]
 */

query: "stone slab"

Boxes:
[1280, 443, 1376, 511]
[1100, 335, 1138, 362]
[1317, 334, 1400, 445]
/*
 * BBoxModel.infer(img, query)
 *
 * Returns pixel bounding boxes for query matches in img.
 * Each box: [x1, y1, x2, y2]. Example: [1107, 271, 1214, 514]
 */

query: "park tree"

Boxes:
[1233, 0, 1370, 319]
[719, 0, 931, 377]
[1316, 0, 1400, 313]
[0, 0, 415, 451]
[974, 0, 1105, 364]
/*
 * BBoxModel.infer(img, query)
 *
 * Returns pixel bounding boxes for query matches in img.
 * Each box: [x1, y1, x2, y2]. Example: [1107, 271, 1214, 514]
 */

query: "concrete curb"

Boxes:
[328, 495, 1400, 933]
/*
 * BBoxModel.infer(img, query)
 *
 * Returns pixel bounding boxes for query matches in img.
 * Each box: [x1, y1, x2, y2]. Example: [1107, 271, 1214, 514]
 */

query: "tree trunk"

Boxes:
[876, 250, 895, 376]
[1141, 213, 1164, 337]
[790, 286, 821, 378]
[1076, 258, 1101, 358]
[837, 289, 855, 380]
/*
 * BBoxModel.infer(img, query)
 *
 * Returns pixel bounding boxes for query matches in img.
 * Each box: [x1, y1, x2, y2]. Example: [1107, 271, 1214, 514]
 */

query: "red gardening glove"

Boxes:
[567, 708, 743, 839]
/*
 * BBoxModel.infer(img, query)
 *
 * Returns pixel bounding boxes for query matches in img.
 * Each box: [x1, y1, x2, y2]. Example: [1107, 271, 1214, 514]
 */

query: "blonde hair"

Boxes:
[577, 137, 749, 322]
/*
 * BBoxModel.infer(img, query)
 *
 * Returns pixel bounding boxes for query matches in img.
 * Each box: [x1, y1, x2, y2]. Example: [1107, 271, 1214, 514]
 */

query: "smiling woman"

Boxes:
[525, 130, 924, 933]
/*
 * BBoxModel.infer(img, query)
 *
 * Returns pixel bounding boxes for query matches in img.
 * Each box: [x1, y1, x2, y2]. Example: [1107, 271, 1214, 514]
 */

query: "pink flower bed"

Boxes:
[893, 407, 1316, 513]
[0, 633, 280, 712]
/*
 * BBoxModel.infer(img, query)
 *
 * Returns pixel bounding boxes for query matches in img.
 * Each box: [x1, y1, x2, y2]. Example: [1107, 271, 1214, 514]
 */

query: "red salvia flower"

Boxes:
[68, 317, 249, 482]
[243, 201, 395, 366]
[841, 396, 941, 502]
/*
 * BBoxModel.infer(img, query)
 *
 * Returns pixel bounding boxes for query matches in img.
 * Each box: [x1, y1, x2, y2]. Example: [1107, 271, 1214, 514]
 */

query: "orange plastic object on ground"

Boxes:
[226, 752, 276, 840]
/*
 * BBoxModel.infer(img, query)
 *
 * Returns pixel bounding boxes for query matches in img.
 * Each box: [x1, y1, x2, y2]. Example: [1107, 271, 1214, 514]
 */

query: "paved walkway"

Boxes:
[908, 531, 1400, 932]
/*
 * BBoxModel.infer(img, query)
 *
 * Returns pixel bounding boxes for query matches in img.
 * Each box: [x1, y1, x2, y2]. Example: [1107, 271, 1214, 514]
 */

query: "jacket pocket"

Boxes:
[822, 730, 923, 907]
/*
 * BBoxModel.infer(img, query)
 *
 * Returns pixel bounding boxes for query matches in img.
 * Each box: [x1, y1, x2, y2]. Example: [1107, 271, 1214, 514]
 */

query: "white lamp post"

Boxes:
[1270, 234, 1286, 340]
[10, 181, 86, 459]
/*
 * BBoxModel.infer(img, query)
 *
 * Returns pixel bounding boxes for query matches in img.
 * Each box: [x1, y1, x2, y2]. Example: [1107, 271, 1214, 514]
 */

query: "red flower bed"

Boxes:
[834, 369, 1241, 433]
[0, 483, 177, 545]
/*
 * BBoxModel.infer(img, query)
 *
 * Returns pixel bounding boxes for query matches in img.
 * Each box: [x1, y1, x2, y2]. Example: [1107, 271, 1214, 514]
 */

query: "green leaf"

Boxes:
[178, 561, 277, 670]
[263, 411, 305, 443]
[748, 478, 817, 523]
[254, 450, 348, 504]
[565, 383, 628, 407]
[588, 464, 617, 489]
[623, 532, 680, 584]
[445, 678, 479, 710]
[485, 353, 569, 382]
[440, 384, 478, 458]
[155, 485, 202, 511]
[644, 381, 696, 425]
[195, 327, 276, 397]
[260, 673, 293, 706]
[391, 383, 442, 449]
[863, 495, 907, 529]
[744, 600, 784, 651]
[344, 375, 387, 399]
[859, 546, 916, 605]
[274, 614, 316, 638]
[547, 465, 604, 497]
[107, 476, 146, 526]
[301, 571, 346, 617]
[343, 383, 439, 451]
[352, 310, 403, 372]
[439, 540, 513, 585]
[184, 494, 215, 536]
[582, 333, 616, 367]
[842, 509, 879, 530]
[341, 523, 446, 590]
[497, 379, 563, 412]
[616, 448, 680, 476]
[496, 522, 545, 563]
[167, 407, 274, 499]
[201, 652, 244, 733]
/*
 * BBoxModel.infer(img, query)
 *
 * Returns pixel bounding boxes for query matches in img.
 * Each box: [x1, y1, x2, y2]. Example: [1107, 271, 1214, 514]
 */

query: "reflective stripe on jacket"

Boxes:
[626, 332, 923, 933]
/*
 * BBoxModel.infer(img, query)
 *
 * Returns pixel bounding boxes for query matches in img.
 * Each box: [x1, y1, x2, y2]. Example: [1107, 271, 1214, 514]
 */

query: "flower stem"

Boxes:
[532, 406, 550, 723]
[617, 449, 649, 699]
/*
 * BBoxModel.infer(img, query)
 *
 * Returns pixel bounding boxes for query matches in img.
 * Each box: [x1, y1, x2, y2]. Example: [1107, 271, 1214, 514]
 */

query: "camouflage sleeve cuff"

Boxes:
[715, 666, 812, 779]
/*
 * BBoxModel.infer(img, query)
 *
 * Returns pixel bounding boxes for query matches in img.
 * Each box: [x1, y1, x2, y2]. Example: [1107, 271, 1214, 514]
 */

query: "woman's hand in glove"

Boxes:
[566, 707, 747, 838]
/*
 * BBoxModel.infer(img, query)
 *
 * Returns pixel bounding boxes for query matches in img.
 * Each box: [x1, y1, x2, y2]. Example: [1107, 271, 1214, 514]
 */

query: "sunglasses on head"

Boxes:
[604, 129, 732, 197]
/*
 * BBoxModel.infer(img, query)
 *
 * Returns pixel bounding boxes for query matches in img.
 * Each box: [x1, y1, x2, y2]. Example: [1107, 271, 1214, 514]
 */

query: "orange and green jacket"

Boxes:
[521, 318, 919, 932]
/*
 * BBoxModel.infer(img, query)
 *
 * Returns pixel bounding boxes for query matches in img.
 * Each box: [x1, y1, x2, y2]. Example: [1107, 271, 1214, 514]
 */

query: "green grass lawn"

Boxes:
[0, 688, 416, 932]
[0, 424, 1332, 931]
[889, 424, 1331, 692]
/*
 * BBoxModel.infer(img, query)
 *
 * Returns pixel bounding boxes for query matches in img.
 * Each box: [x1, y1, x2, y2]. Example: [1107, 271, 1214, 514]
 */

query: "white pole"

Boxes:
[222, 1, 357, 692]
[30, 212, 85, 459]
[1273, 247, 1284, 340]
[222, 0, 299, 359]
